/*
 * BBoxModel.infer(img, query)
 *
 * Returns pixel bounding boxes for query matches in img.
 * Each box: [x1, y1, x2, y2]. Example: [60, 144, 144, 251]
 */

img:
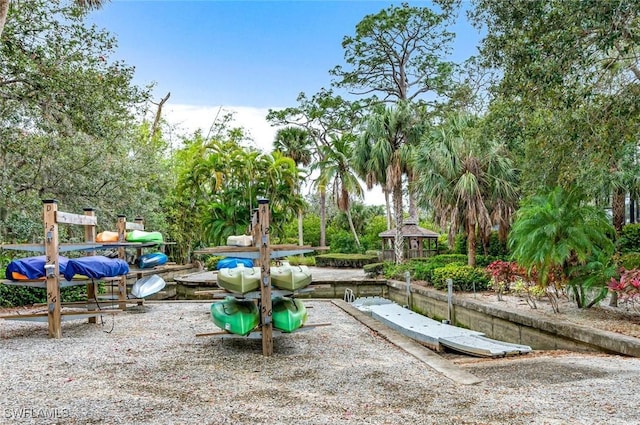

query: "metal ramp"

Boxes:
[358, 300, 532, 358]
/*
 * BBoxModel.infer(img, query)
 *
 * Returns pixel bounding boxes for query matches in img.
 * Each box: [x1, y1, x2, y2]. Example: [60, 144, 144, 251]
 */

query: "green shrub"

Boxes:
[0, 284, 44, 307]
[485, 232, 510, 258]
[431, 263, 490, 292]
[620, 252, 640, 270]
[359, 215, 388, 252]
[411, 259, 465, 282]
[203, 255, 225, 271]
[475, 255, 500, 267]
[0, 283, 97, 308]
[618, 224, 640, 253]
[328, 230, 362, 254]
[363, 262, 384, 277]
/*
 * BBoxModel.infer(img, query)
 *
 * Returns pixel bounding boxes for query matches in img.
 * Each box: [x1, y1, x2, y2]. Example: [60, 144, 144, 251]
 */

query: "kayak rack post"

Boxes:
[257, 198, 273, 357]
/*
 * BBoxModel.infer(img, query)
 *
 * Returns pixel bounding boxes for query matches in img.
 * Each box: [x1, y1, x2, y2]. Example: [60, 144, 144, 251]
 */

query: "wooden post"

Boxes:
[258, 199, 273, 356]
[43, 200, 61, 339]
[84, 208, 97, 323]
[116, 215, 127, 310]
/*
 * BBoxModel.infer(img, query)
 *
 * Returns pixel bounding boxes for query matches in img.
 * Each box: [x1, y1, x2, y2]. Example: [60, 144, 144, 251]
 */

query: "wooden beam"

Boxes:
[125, 222, 144, 231]
[55, 211, 98, 226]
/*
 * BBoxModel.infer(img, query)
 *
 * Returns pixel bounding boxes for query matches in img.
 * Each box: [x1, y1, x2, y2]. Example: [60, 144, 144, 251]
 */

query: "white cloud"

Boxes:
[163, 103, 278, 153]
[163, 103, 386, 206]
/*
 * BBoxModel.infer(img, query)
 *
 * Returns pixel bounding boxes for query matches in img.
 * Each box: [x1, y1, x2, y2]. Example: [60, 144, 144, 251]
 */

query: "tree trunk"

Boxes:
[408, 171, 418, 222]
[612, 187, 625, 234]
[0, 0, 9, 40]
[319, 188, 326, 247]
[297, 208, 304, 246]
[467, 219, 476, 267]
[384, 188, 392, 230]
[346, 209, 361, 248]
[393, 182, 404, 264]
[630, 197, 635, 224]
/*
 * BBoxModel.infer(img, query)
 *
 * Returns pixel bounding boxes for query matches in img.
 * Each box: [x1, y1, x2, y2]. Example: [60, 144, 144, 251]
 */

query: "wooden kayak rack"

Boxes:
[197, 198, 316, 356]
[0, 201, 166, 338]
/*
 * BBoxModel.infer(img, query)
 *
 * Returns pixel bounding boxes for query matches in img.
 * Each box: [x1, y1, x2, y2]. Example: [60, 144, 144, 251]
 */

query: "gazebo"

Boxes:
[379, 220, 440, 261]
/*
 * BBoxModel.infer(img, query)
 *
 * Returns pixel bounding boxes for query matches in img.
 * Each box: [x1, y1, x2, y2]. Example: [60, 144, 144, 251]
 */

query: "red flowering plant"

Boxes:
[608, 269, 640, 302]
[486, 260, 527, 300]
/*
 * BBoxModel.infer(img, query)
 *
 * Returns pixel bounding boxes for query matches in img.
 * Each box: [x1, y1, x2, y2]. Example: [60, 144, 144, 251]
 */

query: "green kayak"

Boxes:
[126, 230, 164, 243]
[270, 265, 312, 292]
[210, 296, 259, 336]
[272, 296, 307, 333]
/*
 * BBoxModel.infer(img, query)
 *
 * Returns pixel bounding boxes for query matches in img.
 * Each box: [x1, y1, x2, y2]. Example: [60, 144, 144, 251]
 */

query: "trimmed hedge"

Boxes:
[315, 253, 378, 268]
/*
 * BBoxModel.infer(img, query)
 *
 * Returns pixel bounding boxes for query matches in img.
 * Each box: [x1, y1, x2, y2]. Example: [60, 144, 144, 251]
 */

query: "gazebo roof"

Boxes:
[378, 220, 440, 239]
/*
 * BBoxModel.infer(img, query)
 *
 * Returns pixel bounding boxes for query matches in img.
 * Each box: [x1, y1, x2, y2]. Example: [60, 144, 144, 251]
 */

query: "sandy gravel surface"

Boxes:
[1, 301, 640, 425]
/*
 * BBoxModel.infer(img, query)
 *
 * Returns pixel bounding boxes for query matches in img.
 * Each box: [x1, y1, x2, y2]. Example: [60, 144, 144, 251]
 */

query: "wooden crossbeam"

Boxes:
[55, 211, 98, 226]
[125, 222, 145, 231]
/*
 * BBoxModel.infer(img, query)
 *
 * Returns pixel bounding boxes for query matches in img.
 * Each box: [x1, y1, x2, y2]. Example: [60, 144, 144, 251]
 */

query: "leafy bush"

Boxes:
[620, 252, 640, 270]
[485, 232, 510, 258]
[359, 215, 388, 252]
[328, 230, 362, 254]
[363, 262, 384, 277]
[618, 224, 640, 254]
[486, 260, 525, 298]
[203, 255, 225, 271]
[0, 284, 44, 307]
[0, 283, 97, 308]
[411, 258, 465, 282]
[431, 263, 490, 292]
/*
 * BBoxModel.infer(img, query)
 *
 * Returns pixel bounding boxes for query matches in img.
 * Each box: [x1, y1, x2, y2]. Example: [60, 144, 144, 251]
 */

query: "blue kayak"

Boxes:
[138, 252, 168, 269]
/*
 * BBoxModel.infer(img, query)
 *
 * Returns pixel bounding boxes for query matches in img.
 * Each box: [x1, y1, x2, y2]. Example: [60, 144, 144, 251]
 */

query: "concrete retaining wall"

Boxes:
[298, 278, 640, 357]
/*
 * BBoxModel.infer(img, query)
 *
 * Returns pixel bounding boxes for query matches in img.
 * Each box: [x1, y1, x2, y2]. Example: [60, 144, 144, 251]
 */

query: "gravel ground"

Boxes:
[1, 300, 640, 425]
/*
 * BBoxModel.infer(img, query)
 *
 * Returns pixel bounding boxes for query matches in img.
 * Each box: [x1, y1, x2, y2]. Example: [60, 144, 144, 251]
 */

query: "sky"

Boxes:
[87, 0, 482, 204]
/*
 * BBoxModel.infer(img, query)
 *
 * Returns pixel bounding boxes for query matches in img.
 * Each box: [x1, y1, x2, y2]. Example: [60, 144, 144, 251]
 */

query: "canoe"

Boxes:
[138, 252, 168, 269]
[210, 296, 259, 336]
[131, 274, 166, 298]
[217, 264, 261, 294]
[272, 296, 307, 333]
[270, 264, 312, 292]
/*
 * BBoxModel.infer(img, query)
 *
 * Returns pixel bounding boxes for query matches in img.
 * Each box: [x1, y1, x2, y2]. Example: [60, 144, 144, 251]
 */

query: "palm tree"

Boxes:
[273, 127, 312, 246]
[314, 133, 364, 247]
[508, 187, 615, 311]
[353, 130, 392, 229]
[358, 101, 418, 263]
[0, 0, 107, 38]
[414, 112, 518, 267]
